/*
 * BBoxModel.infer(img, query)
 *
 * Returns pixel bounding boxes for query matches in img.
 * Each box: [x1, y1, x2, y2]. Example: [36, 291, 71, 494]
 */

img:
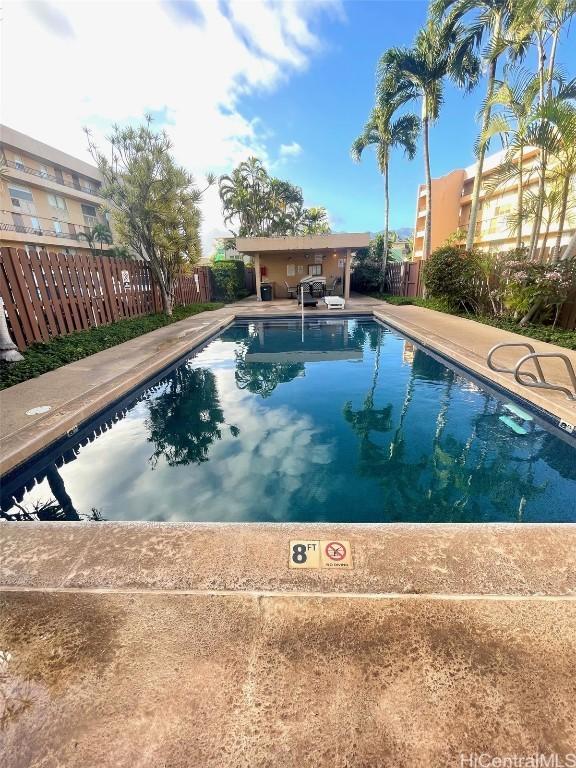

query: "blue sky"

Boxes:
[3, 0, 575, 251]
[241, 0, 575, 235]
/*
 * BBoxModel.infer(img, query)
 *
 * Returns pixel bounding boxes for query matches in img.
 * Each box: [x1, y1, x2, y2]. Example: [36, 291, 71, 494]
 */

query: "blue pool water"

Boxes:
[2, 318, 575, 523]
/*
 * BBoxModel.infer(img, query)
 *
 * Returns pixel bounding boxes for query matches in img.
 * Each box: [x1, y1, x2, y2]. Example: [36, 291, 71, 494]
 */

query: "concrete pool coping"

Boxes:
[1, 295, 575, 477]
[2, 521, 576, 596]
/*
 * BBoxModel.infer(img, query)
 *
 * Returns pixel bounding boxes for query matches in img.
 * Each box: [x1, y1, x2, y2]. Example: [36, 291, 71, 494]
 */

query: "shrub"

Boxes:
[422, 246, 482, 310]
[211, 260, 246, 301]
[502, 254, 576, 325]
[0, 303, 223, 390]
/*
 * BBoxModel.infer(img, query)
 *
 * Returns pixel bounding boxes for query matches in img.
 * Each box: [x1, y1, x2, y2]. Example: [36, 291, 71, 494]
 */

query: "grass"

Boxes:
[0, 302, 223, 391]
[369, 293, 576, 350]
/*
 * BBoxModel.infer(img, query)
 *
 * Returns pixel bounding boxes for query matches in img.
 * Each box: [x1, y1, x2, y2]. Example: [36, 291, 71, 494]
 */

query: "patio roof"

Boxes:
[236, 233, 371, 253]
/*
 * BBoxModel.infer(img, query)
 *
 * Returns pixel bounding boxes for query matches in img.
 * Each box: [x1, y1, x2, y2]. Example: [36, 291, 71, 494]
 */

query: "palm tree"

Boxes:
[505, 0, 576, 258]
[297, 206, 331, 235]
[78, 223, 112, 256]
[432, 0, 517, 251]
[379, 19, 480, 259]
[93, 223, 113, 251]
[550, 105, 576, 256]
[479, 71, 540, 249]
[351, 90, 419, 290]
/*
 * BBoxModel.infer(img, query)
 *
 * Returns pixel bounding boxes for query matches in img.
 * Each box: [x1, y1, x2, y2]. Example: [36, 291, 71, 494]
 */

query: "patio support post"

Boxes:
[344, 248, 352, 300]
[254, 253, 261, 301]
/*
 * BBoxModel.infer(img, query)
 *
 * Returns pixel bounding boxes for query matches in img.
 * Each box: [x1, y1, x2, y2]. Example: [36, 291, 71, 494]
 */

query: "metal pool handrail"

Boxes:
[487, 342, 545, 383]
[487, 342, 576, 401]
[514, 353, 576, 402]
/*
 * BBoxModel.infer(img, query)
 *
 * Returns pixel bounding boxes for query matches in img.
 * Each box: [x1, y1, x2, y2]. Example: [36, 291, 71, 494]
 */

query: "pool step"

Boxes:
[499, 415, 528, 435]
[503, 403, 533, 421]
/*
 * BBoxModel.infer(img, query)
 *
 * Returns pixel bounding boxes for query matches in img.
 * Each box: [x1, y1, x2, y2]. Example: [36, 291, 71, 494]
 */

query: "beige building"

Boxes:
[236, 233, 371, 300]
[0, 125, 116, 257]
[413, 147, 575, 258]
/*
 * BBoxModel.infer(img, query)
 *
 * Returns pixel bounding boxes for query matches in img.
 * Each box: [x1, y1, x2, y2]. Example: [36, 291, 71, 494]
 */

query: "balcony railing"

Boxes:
[1, 222, 83, 240]
[3, 159, 102, 198]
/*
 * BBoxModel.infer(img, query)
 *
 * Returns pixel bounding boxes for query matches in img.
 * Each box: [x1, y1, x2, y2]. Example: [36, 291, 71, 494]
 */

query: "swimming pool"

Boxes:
[2, 317, 575, 523]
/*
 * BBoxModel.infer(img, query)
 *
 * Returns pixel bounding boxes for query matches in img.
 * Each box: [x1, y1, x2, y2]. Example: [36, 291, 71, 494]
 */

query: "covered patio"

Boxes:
[236, 233, 371, 302]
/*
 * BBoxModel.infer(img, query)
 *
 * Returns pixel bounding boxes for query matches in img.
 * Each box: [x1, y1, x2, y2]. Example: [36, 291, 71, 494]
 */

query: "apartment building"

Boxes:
[0, 124, 116, 257]
[413, 147, 575, 259]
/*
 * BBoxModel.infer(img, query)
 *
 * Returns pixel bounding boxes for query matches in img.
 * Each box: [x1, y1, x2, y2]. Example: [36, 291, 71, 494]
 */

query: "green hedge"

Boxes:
[212, 260, 247, 301]
[0, 302, 223, 390]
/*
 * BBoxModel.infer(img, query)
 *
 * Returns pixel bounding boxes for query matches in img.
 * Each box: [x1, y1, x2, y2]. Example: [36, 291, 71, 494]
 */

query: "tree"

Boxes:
[550, 105, 576, 256]
[432, 0, 517, 251]
[480, 73, 576, 261]
[218, 157, 330, 237]
[86, 117, 214, 315]
[297, 206, 331, 235]
[505, 0, 576, 258]
[78, 223, 113, 256]
[379, 19, 480, 258]
[479, 71, 540, 249]
[351, 88, 419, 290]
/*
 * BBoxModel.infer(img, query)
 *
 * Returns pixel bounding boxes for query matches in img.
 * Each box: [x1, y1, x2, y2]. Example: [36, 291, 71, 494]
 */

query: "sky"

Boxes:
[2, 0, 575, 255]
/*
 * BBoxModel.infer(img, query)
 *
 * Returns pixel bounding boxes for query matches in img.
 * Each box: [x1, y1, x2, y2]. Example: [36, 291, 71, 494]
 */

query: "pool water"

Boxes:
[2, 318, 575, 523]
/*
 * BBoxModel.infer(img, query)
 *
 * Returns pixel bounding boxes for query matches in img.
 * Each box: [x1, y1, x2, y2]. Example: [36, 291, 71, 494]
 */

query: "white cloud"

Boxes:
[279, 141, 303, 159]
[1, 0, 343, 254]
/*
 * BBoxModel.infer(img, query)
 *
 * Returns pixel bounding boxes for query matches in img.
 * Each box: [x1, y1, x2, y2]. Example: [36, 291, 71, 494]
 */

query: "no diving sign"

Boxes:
[289, 539, 353, 569]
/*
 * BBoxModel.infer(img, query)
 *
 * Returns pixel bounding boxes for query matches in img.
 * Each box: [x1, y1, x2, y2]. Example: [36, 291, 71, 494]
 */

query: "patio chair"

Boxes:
[284, 281, 298, 299]
[309, 281, 325, 299]
[297, 282, 318, 307]
[326, 277, 342, 296]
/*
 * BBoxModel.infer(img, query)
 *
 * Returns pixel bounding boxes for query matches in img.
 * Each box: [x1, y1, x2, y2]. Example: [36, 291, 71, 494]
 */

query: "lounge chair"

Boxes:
[297, 282, 318, 307]
[324, 295, 345, 310]
[284, 281, 298, 299]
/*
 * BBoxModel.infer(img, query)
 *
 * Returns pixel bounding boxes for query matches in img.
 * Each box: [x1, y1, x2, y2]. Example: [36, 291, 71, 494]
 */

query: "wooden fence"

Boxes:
[0, 247, 215, 350]
[386, 261, 422, 297]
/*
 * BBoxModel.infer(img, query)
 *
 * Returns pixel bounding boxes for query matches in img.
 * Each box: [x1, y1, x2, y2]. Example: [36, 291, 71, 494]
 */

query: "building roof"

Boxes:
[0, 124, 102, 181]
[236, 233, 371, 253]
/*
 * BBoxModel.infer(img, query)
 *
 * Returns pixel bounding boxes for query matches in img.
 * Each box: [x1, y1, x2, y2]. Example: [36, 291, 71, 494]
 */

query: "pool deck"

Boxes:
[1, 523, 576, 767]
[2, 296, 576, 767]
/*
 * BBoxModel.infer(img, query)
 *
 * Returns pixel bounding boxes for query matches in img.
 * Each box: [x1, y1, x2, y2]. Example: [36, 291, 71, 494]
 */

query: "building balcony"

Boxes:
[1, 221, 86, 241]
[2, 159, 103, 201]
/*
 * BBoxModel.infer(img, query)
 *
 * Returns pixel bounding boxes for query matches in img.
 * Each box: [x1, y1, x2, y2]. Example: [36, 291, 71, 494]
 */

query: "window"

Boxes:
[48, 193, 67, 211]
[81, 203, 97, 218]
[12, 213, 25, 232]
[287, 263, 296, 277]
[13, 154, 24, 170]
[308, 264, 322, 276]
[82, 203, 98, 228]
[9, 185, 34, 203]
[53, 220, 63, 235]
[39, 165, 50, 178]
[9, 185, 35, 214]
[30, 217, 42, 233]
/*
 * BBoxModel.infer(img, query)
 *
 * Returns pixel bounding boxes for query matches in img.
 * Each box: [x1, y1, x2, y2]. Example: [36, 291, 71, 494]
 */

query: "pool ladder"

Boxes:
[487, 342, 576, 402]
